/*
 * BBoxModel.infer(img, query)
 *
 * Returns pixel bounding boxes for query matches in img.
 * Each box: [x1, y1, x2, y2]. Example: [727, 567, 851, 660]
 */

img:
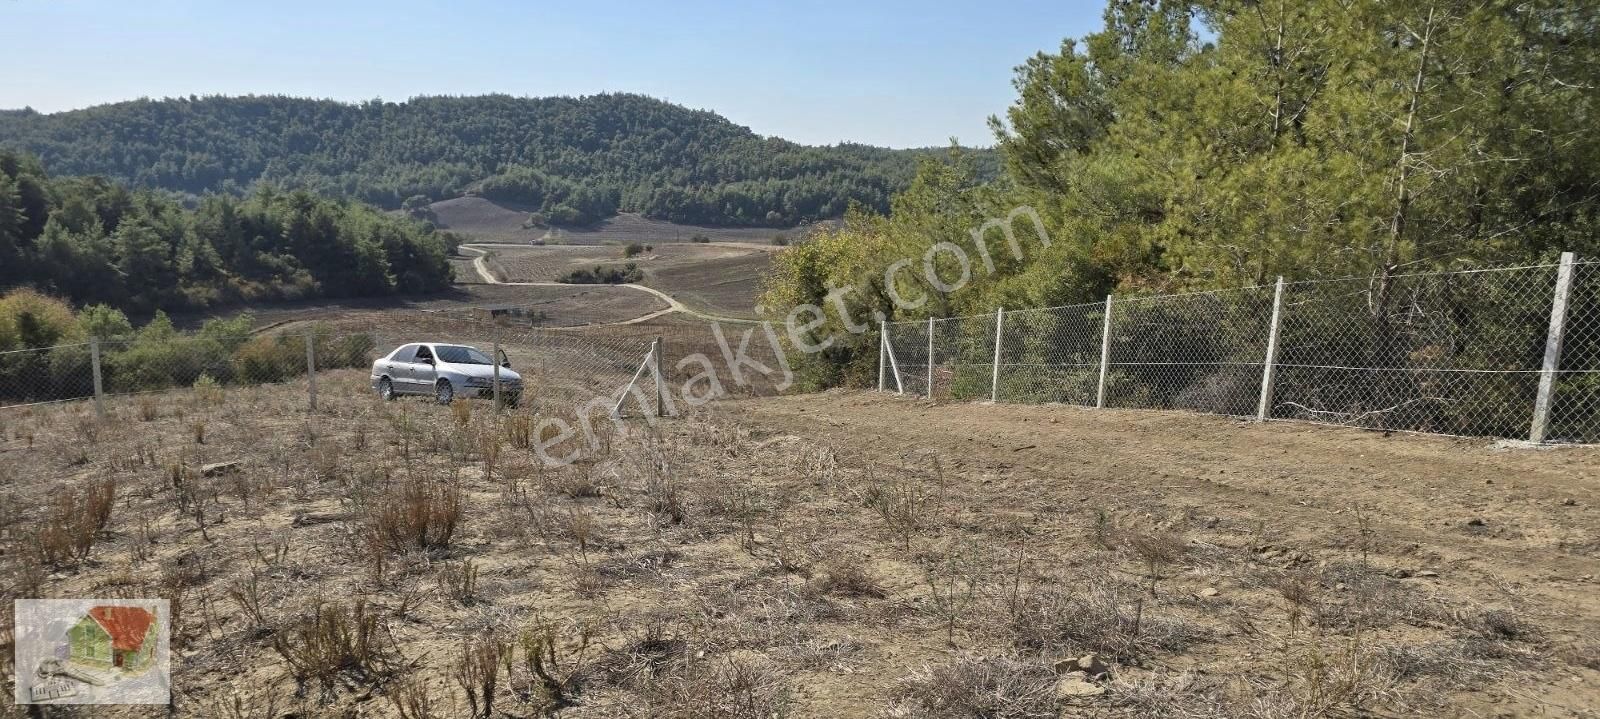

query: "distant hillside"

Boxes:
[0, 93, 996, 227]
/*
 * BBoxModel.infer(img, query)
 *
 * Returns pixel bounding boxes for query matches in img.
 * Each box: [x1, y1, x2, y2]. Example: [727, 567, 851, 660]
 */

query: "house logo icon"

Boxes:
[13, 599, 170, 705]
[70, 606, 160, 672]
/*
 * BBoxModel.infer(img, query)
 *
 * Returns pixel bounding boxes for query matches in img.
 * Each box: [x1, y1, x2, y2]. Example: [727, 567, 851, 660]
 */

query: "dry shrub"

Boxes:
[812, 559, 885, 598]
[206, 679, 286, 719]
[1011, 577, 1208, 663]
[641, 657, 789, 719]
[437, 558, 480, 604]
[1121, 529, 1187, 594]
[367, 476, 463, 552]
[1109, 672, 1229, 719]
[37, 476, 116, 566]
[451, 398, 473, 427]
[455, 636, 506, 718]
[226, 565, 271, 628]
[271, 599, 391, 696]
[389, 676, 442, 719]
[1244, 636, 1402, 718]
[545, 464, 603, 499]
[887, 654, 1054, 719]
[862, 467, 931, 552]
[516, 617, 595, 711]
[596, 620, 687, 687]
[505, 414, 533, 449]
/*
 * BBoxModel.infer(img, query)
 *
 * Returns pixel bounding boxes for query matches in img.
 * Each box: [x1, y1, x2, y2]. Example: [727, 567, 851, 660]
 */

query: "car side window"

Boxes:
[391, 344, 417, 362]
[415, 345, 433, 363]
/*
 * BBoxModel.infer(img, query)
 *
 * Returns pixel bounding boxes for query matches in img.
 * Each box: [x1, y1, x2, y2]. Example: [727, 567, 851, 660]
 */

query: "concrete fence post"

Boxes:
[89, 336, 105, 418]
[883, 322, 905, 395]
[926, 316, 935, 400]
[1530, 251, 1577, 443]
[492, 336, 503, 413]
[1095, 295, 1114, 408]
[991, 307, 1004, 403]
[305, 332, 317, 411]
[653, 336, 665, 417]
[1256, 277, 1287, 421]
[878, 321, 887, 392]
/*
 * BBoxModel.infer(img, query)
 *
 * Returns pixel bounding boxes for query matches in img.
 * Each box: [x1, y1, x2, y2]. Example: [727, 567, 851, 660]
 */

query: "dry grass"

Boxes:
[366, 475, 463, 553]
[271, 599, 392, 697]
[886, 654, 1056, 719]
[0, 375, 1586, 718]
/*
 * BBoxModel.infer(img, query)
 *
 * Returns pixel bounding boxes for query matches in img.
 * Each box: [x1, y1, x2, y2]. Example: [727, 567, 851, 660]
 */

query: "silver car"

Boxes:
[370, 342, 522, 406]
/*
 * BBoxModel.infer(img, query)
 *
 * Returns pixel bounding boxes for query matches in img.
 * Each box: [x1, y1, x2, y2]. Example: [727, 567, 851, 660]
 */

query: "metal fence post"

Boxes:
[926, 317, 935, 400]
[305, 333, 317, 411]
[492, 336, 503, 413]
[991, 307, 1004, 402]
[89, 336, 105, 418]
[1095, 294, 1114, 408]
[1530, 251, 1577, 443]
[878, 320, 887, 392]
[653, 336, 665, 417]
[1256, 277, 1287, 421]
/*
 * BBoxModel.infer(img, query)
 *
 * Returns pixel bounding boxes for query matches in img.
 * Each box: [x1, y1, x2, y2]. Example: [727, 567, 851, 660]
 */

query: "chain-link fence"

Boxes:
[1, 308, 792, 431]
[884, 255, 1600, 444]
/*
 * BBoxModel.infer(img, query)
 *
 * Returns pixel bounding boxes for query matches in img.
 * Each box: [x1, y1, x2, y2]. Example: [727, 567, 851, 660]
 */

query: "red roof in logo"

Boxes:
[87, 606, 156, 652]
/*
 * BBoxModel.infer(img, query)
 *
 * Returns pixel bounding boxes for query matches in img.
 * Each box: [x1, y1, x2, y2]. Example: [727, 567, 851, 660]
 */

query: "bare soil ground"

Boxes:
[2, 382, 1596, 718]
[428, 199, 819, 246]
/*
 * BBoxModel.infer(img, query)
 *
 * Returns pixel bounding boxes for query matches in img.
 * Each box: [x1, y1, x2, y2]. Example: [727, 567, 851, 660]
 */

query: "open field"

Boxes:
[1, 367, 1596, 717]
[167, 283, 669, 333]
[479, 243, 777, 320]
[428, 199, 820, 246]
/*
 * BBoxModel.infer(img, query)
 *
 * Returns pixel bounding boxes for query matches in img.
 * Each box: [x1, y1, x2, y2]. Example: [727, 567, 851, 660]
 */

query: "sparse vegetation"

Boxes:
[0, 364, 1587, 717]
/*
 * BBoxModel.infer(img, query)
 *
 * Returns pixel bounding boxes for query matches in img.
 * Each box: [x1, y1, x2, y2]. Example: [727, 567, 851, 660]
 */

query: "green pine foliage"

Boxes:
[761, 0, 1600, 391]
[0, 149, 455, 313]
[0, 93, 997, 228]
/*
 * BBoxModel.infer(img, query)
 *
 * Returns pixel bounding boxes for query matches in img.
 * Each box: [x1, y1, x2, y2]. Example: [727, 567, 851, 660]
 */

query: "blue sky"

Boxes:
[0, 0, 1106, 148]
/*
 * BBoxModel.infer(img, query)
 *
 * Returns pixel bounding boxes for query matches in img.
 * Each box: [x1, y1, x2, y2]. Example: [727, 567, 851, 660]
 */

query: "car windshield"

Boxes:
[434, 345, 493, 365]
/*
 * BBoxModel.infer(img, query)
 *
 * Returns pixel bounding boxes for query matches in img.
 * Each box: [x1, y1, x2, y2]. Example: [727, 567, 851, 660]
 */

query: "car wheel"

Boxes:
[435, 379, 455, 405]
[501, 392, 520, 409]
[378, 377, 395, 401]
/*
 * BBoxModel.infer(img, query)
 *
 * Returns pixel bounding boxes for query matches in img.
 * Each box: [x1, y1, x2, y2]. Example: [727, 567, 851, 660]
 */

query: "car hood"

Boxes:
[440, 362, 522, 382]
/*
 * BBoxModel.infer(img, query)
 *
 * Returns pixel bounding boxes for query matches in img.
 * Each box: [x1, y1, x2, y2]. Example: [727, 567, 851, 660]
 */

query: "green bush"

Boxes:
[557, 263, 643, 285]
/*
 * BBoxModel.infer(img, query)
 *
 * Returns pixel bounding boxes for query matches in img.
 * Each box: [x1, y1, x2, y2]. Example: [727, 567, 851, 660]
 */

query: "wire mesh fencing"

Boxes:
[996, 302, 1104, 406]
[1, 307, 797, 431]
[882, 255, 1600, 444]
[0, 329, 383, 412]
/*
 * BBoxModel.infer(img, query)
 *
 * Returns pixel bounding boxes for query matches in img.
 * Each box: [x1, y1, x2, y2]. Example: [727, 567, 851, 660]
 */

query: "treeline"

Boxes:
[0, 289, 372, 405]
[0, 93, 997, 228]
[762, 0, 1600, 387]
[0, 150, 455, 314]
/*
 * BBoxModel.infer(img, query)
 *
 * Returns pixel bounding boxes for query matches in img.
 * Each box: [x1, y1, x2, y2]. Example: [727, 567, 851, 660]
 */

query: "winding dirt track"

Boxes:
[459, 245, 758, 326]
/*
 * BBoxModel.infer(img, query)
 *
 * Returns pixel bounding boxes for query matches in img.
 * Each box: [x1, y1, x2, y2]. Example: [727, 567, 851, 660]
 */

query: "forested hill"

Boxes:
[0, 93, 995, 227]
[0, 150, 455, 314]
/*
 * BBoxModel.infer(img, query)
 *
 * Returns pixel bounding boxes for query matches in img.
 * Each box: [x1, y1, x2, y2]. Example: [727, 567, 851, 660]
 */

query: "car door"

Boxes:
[387, 344, 419, 393]
[411, 344, 438, 392]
